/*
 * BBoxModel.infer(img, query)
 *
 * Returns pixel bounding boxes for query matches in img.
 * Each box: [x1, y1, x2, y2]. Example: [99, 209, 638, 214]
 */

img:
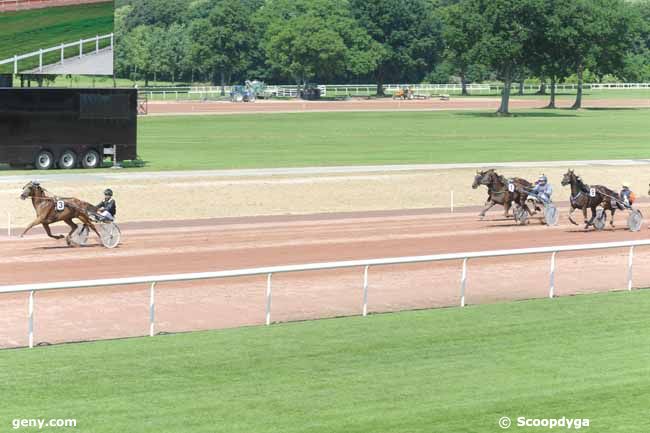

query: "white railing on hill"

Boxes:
[0, 33, 113, 74]
[1, 239, 648, 349]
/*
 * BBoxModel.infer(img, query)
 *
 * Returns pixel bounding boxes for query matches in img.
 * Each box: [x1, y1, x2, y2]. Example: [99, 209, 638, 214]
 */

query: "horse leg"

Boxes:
[504, 200, 511, 218]
[64, 219, 78, 246]
[610, 208, 616, 228]
[479, 200, 495, 218]
[78, 214, 102, 242]
[567, 207, 579, 225]
[20, 218, 42, 238]
[42, 223, 64, 240]
[582, 207, 590, 229]
[586, 207, 597, 229]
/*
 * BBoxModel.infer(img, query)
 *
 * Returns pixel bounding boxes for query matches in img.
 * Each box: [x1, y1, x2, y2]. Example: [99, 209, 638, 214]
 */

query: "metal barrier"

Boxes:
[0, 33, 113, 74]
[139, 82, 650, 101]
[1, 239, 649, 348]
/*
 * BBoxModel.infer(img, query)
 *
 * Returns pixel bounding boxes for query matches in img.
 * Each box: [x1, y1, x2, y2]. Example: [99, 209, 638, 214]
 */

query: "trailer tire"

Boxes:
[35, 150, 55, 170]
[81, 149, 101, 169]
[58, 150, 78, 169]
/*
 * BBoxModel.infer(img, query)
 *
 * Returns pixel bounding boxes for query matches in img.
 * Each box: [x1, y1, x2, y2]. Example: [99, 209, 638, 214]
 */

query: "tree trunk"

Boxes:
[518, 81, 524, 96]
[536, 80, 547, 95]
[545, 77, 557, 108]
[220, 71, 225, 96]
[497, 70, 512, 115]
[571, 65, 583, 109]
[460, 73, 468, 96]
[376, 69, 385, 96]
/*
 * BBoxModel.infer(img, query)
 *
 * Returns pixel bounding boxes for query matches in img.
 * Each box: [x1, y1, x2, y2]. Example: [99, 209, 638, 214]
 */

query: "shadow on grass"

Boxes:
[453, 111, 578, 118]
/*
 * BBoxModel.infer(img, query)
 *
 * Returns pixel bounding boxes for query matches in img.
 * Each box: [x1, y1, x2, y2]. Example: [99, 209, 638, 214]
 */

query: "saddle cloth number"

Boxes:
[56, 200, 65, 211]
[589, 188, 596, 198]
[508, 183, 515, 192]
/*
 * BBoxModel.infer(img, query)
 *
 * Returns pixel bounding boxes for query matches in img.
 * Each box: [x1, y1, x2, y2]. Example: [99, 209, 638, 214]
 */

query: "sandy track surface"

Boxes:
[3, 165, 650, 230]
[0, 0, 108, 12]
[147, 97, 650, 115]
[1, 206, 650, 349]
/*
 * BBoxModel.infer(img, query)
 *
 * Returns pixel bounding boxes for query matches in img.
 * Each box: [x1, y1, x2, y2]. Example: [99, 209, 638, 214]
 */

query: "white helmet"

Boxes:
[622, 182, 631, 189]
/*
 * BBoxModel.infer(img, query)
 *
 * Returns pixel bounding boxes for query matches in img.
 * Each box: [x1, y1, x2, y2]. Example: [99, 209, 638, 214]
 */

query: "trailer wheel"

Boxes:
[58, 150, 78, 169]
[35, 150, 55, 170]
[81, 149, 101, 169]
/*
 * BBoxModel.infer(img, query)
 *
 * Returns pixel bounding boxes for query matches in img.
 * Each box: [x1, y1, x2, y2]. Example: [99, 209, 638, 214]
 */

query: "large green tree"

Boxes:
[453, 0, 545, 114]
[261, 0, 381, 89]
[351, 0, 444, 95]
[190, 0, 257, 88]
[440, 1, 486, 95]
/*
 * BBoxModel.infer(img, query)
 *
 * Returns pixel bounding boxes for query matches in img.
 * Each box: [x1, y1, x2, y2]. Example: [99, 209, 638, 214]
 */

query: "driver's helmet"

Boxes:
[538, 175, 548, 185]
[104, 188, 113, 197]
[622, 182, 631, 189]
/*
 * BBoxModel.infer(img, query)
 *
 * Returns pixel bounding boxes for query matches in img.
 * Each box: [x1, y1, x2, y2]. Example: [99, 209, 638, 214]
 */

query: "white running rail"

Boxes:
[0, 33, 113, 73]
[1, 238, 648, 348]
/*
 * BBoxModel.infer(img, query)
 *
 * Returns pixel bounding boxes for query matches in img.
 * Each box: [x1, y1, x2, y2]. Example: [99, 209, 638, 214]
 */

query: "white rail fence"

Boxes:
[1, 239, 648, 349]
[140, 82, 650, 100]
[0, 33, 113, 74]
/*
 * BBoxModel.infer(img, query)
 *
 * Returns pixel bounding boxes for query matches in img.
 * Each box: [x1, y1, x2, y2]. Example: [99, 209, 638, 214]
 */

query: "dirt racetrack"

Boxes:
[2, 205, 650, 349]
[147, 96, 650, 115]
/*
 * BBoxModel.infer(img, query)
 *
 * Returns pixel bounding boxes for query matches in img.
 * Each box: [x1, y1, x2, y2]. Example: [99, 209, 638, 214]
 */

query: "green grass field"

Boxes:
[1, 290, 649, 432]
[0, 2, 114, 74]
[132, 109, 650, 170]
[1, 108, 648, 173]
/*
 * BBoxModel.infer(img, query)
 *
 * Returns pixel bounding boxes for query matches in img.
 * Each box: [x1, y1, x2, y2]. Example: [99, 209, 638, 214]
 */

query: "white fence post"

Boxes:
[149, 282, 156, 337]
[450, 190, 454, 213]
[460, 258, 468, 307]
[79, 39, 83, 58]
[362, 265, 369, 316]
[60, 43, 64, 64]
[627, 246, 634, 291]
[38, 48, 42, 71]
[95, 35, 99, 53]
[110, 33, 114, 50]
[28, 290, 34, 348]
[13, 54, 17, 74]
[549, 251, 557, 298]
[265, 273, 272, 325]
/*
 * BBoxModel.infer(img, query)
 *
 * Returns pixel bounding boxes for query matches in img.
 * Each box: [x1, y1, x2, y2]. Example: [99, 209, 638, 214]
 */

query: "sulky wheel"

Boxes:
[69, 224, 89, 246]
[544, 204, 559, 226]
[627, 209, 643, 232]
[593, 209, 607, 231]
[514, 206, 528, 225]
[99, 222, 121, 248]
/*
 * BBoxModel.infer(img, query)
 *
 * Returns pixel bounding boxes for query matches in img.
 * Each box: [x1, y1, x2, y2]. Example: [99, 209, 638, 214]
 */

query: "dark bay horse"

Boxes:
[472, 169, 533, 218]
[561, 170, 623, 229]
[20, 181, 101, 245]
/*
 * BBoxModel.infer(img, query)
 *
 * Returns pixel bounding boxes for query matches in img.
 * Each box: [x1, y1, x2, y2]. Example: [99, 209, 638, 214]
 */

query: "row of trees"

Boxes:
[114, 0, 650, 113]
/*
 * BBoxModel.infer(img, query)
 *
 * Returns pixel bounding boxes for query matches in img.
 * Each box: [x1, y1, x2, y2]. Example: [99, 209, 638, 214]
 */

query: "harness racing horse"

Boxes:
[561, 170, 623, 229]
[20, 181, 101, 245]
[472, 169, 534, 218]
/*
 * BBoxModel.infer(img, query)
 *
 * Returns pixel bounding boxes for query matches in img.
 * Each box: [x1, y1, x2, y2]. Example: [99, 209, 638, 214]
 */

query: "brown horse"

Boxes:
[472, 169, 534, 218]
[561, 170, 623, 229]
[20, 181, 101, 245]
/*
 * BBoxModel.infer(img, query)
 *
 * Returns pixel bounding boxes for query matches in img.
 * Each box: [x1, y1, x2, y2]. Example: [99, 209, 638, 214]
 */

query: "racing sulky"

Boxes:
[472, 169, 535, 219]
[19, 181, 101, 246]
[561, 170, 623, 229]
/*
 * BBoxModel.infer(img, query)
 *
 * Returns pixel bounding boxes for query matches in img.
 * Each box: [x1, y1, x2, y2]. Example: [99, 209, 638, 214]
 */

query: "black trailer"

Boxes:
[0, 88, 137, 169]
